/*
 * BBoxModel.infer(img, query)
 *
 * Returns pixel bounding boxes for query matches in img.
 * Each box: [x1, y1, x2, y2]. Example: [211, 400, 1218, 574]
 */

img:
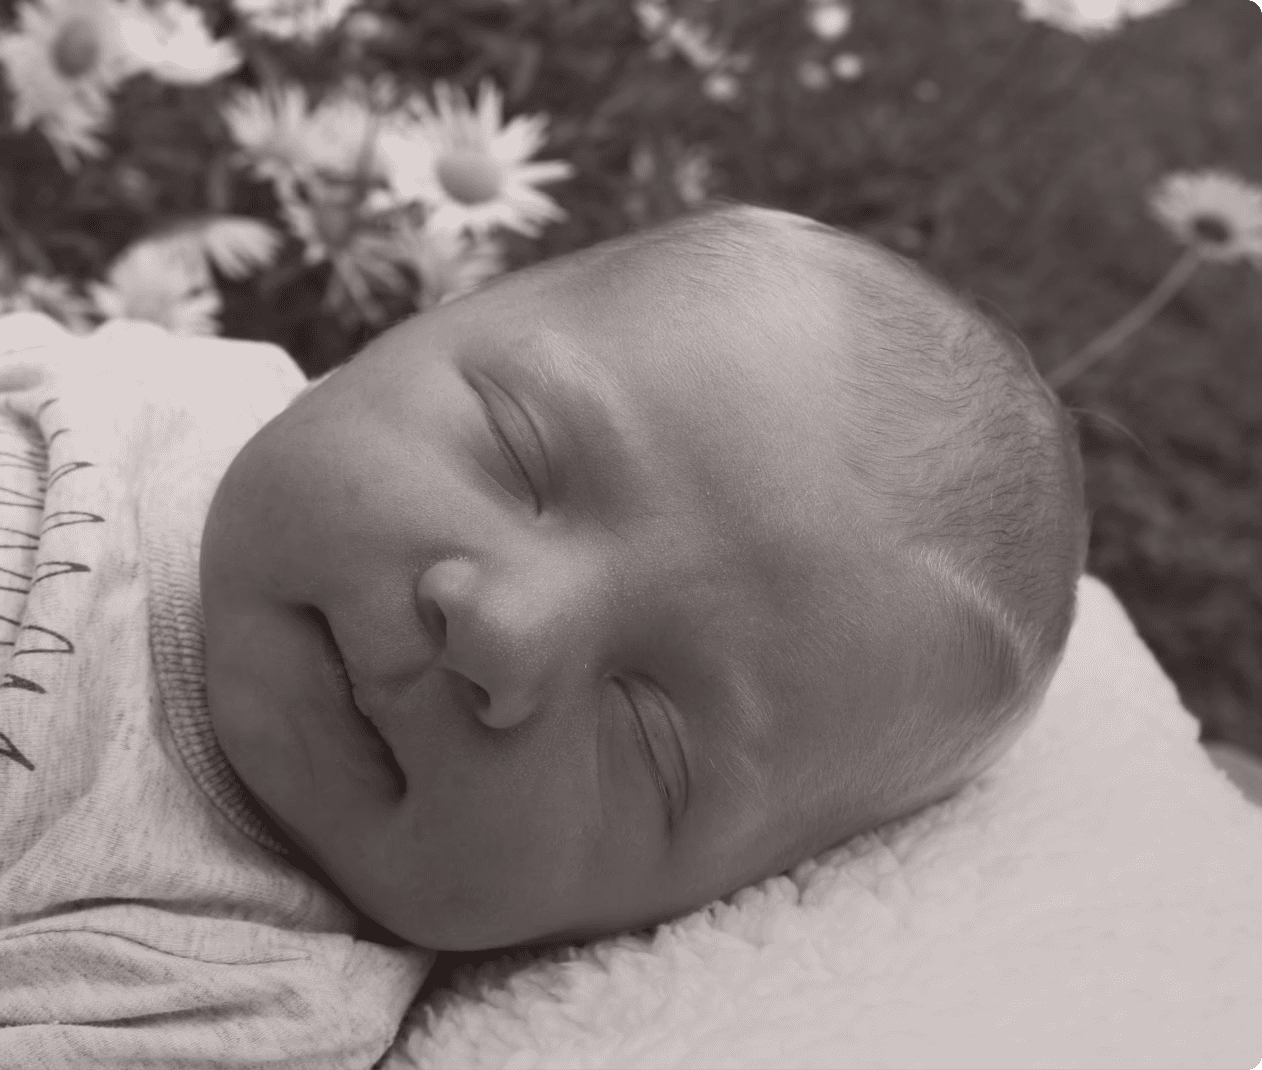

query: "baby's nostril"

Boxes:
[420, 600, 447, 646]
[445, 671, 489, 717]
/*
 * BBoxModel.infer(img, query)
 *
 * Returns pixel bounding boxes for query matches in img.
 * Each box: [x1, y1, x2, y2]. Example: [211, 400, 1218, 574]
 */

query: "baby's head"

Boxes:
[201, 203, 1087, 951]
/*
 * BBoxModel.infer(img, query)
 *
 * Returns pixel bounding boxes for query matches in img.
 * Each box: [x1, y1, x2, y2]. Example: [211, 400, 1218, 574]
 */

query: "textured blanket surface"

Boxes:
[383, 575, 1262, 1070]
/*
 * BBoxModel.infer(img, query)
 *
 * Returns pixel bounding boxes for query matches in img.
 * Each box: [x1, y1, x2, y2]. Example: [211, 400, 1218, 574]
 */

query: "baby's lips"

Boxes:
[305, 607, 399, 759]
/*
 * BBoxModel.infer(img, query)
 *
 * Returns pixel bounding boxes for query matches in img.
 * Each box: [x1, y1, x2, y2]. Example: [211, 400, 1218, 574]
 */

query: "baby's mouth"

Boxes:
[308, 607, 405, 787]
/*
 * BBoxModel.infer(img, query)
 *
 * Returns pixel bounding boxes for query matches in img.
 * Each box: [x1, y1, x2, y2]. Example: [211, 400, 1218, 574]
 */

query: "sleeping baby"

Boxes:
[0, 203, 1087, 1067]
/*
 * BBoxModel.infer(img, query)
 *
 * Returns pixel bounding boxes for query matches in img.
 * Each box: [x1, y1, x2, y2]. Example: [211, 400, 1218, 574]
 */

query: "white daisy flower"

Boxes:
[115, 0, 240, 86]
[0, 0, 135, 166]
[377, 80, 574, 238]
[1047, 167, 1262, 389]
[1148, 169, 1262, 265]
[397, 220, 505, 311]
[223, 84, 386, 196]
[296, 92, 388, 182]
[89, 237, 222, 335]
[224, 84, 408, 318]
[1016, 0, 1185, 38]
[221, 84, 312, 189]
[224, 84, 414, 322]
[278, 181, 414, 324]
[231, 0, 356, 42]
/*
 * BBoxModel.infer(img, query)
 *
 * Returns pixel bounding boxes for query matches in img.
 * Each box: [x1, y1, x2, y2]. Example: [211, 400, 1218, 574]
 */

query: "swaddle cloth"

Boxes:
[0, 313, 432, 1070]
[386, 575, 1262, 1070]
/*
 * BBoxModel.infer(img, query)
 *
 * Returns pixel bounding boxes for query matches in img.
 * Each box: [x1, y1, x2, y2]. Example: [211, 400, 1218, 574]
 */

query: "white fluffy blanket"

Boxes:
[383, 575, 1262, 1070]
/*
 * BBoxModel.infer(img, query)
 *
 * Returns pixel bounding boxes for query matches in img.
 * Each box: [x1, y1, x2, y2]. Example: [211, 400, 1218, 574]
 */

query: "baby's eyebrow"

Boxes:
[529, 331, 603, 396]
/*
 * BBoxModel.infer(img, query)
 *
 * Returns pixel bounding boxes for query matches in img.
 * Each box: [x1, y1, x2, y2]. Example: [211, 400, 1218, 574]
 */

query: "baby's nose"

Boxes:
[415, 555, 599, 730]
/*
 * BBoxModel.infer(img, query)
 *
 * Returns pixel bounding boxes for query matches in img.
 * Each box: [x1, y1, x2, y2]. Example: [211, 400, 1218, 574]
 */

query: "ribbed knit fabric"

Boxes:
[0, 314, 432, 1070]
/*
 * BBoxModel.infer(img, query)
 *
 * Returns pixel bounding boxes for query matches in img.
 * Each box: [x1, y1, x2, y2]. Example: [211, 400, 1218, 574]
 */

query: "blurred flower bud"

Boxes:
[797, 58, 829, 91]
[831, 52, 864, 80]
[342, 10, 390, 44]
[806, 0, 851, 41]
[114, 163, 156, 209]
[630, 142, 656, 184]
[673, 146, 711, 207]
[702, 71, 739, 103]
[914, 78, 941, 102]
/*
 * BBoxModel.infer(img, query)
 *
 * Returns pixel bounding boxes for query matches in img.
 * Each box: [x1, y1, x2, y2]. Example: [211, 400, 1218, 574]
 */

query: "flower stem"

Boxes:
[0, 178, 54, 276]
[1046, 245, 1203, 391]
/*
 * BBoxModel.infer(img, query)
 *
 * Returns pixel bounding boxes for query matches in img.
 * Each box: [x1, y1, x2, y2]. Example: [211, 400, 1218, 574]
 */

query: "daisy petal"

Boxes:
[491, 115, 549, 166]
[474, 80, 504, 143]
[512, 160, 577, 187]
[198, 217, 283, 279]
[116, 0, 241, 86]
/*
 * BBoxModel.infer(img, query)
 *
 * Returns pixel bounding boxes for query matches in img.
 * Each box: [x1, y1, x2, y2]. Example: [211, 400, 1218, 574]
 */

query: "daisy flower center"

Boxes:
[314, 198, 358, 248]
[1190, 214, 1231, 246]
[51, 16, 102, 79]
[436, 148, 503, 205]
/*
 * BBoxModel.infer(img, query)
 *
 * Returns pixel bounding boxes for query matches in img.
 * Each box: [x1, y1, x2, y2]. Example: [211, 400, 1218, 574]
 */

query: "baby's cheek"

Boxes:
[368, 743, 601, 947]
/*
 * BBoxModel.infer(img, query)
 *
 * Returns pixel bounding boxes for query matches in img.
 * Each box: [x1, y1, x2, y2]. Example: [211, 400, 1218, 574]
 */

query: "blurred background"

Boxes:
[1, 0, 1260, 761]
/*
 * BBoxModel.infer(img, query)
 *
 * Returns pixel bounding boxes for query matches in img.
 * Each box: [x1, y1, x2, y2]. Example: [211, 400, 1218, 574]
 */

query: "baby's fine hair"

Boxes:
[603, 202, 1090, 850]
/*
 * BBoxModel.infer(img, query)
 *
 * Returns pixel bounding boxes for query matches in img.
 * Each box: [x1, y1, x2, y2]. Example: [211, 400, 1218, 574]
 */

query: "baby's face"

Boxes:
[202, 239, 878, 950]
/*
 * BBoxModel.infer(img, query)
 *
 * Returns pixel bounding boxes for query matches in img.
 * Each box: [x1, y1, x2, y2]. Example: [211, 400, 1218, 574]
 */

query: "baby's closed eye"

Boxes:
[611, 676, 688, 834]
[467, 371, 542, 512]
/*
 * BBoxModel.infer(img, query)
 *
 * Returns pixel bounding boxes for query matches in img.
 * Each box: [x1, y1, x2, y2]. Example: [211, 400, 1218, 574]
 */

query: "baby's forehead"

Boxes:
[538, 235, 852, 411]
[586, 217, 846, 318]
